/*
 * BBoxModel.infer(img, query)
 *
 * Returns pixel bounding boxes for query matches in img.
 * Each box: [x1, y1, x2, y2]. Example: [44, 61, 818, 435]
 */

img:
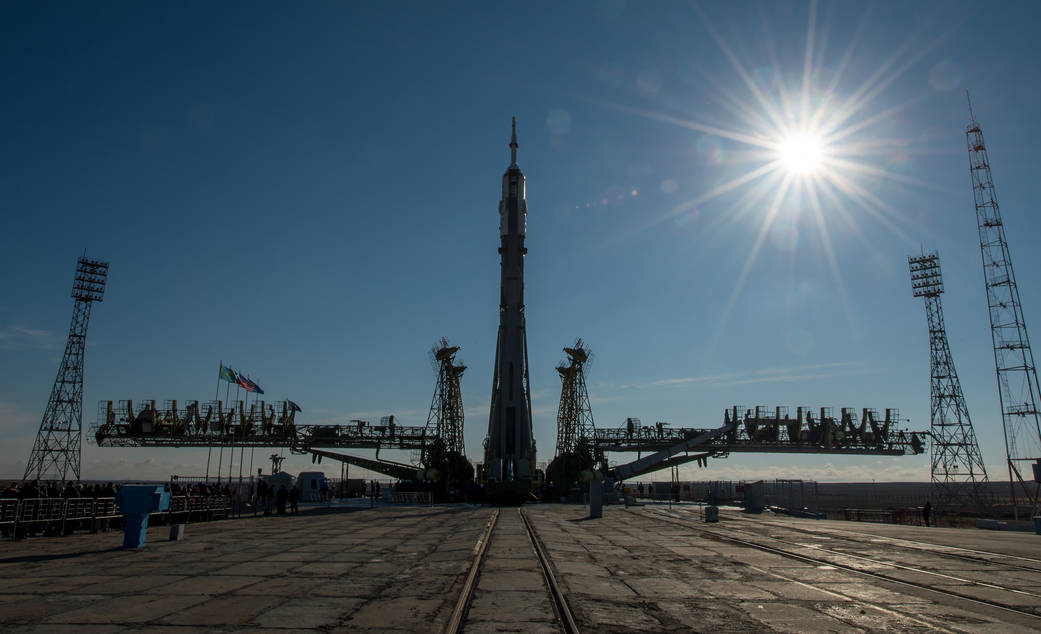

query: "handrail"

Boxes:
[0, 494, 234, 539]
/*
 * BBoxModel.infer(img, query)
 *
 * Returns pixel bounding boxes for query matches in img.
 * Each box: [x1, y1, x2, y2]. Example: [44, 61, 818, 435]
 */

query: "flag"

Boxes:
[219, 364, 238, 384]
[237, 376, 257, 393]
[288, 400, 302, 413]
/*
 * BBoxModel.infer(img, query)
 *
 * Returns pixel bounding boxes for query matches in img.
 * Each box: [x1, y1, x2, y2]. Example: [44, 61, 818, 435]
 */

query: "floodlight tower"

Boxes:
[909, 252, 990, 513]
[427, 338, 467, 457]
[24, 256, 109, 483]
[966, 100, 1041, 516]
[554, 339, 595, 457]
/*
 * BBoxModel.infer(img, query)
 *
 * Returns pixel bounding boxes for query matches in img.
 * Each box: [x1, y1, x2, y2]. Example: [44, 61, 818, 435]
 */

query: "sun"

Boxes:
[778, 133, 824, 175]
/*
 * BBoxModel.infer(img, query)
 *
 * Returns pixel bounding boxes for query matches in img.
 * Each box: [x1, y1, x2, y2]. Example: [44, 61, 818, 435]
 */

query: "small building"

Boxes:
[743, 480, 765, 513]
[296, 471, 327, 502]
[263, 471, 295, 493]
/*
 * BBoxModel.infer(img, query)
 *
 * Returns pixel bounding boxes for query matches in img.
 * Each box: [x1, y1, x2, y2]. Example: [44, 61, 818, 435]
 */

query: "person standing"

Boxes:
[288, 486, 300, 515]
[923, 500, 932, 527]
[276, 484, 288, 515]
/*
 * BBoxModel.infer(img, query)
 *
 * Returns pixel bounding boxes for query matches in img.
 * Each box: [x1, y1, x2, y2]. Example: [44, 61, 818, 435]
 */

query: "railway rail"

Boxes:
[447, 508, 578, 634]
[641, 506, 1041, 625]
[725, 512, 1041, 574]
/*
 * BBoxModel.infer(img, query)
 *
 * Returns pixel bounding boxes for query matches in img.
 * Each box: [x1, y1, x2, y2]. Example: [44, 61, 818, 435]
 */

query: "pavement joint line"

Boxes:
[689, 512, 1041, 600]
[740, 560, 949, 632]
[723, 511, 1041, 571]
[638, 506, 1041, 623]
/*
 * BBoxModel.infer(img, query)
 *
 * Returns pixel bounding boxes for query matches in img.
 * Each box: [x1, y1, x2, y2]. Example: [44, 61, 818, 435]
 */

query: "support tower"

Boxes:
[909, 252, 990, 513]
[24, 256, 109, 483]
[485, 118, 536, 490]
[426, 338, 467, 457]
[966, 101, 1041, 515]
[554, 339, 595, 457]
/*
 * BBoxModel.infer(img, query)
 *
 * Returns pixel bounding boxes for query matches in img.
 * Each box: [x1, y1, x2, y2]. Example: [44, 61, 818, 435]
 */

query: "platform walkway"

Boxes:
[0, 503, 1038, 632]
[0, 505, 491, 632]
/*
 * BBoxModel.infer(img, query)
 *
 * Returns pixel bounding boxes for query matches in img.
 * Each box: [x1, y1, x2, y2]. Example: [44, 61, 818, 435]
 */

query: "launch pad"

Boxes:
[88, 120, 929, 499]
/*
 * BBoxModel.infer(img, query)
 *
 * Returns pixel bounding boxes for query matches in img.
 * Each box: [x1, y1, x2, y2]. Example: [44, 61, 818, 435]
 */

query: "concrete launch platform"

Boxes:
[0, 503, 1038, 632]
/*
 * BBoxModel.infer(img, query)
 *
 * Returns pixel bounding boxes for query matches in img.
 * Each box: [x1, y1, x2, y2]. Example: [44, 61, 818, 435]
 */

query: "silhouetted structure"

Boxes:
[966, 99, 1041, 516]
[909, 251, 990, 513]
[554, 339, 595, 457]
[485, 118, 535, 497]
[24, 255, 108, 482]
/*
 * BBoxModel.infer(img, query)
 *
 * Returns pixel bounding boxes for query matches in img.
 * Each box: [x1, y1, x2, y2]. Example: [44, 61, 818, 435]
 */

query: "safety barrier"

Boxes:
[390, 491, 433, 506]
[0, 495, 233, 539]
[843, 507, 925, 526]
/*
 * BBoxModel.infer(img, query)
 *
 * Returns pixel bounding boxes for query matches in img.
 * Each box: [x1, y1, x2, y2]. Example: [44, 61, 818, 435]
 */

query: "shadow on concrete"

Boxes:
[0, 546, 124, 564]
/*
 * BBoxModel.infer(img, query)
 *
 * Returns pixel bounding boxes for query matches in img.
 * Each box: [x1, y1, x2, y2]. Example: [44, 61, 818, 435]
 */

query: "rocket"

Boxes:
[485, 117, 535, 483]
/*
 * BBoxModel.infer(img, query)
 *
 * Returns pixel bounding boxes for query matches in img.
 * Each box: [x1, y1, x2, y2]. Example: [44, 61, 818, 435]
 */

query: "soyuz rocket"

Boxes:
[485, 118, 536, 484]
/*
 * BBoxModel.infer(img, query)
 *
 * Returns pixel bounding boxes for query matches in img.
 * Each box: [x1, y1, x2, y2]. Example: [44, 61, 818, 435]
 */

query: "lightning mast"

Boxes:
[965, 98, 1041, 516]
[909, 252, 990, 513]
[24, 256, 109, 483]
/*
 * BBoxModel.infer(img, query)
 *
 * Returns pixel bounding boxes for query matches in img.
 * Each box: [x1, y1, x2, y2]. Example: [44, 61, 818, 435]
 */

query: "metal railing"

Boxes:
[390, 491, 433, 505]
[0, 495, 233, 539]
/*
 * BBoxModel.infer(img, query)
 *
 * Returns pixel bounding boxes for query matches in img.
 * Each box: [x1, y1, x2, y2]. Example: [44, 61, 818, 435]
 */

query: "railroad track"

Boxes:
[723, 511, 1041, 574]
[446, 508, 578, 634]
[642, 507, 1041, 625]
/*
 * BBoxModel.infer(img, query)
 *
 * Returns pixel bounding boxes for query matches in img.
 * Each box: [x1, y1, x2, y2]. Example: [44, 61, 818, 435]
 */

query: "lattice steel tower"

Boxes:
[426, 338, 466, 457]
[966, 100, 1041, 515]
[554, 339, 595, 457]
[909, 252, 990, 512]
[24, 256, 109, 483]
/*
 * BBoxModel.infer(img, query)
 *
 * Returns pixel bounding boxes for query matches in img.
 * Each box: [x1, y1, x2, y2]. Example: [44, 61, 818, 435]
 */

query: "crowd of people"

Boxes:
[1, 480, 119, 500]
[253, 481, 299, 516]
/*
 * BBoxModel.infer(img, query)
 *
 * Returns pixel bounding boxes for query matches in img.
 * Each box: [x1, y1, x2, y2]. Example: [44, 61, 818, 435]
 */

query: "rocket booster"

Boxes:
[486, 117, 535, 482]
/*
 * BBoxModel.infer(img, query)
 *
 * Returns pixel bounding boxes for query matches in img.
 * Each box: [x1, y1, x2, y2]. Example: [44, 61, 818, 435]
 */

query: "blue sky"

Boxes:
[2, 1, 1040, 482]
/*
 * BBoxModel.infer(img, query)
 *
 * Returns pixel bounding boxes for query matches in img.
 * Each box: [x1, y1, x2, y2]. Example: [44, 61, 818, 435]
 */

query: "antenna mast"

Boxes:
[965, 102, 1041, 517]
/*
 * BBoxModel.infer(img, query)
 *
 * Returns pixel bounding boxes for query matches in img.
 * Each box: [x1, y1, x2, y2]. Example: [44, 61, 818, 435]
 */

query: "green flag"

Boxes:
[219, 364, 238, 384]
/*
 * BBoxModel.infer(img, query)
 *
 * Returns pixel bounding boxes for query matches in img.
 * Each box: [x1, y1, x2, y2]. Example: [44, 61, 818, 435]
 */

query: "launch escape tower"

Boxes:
[966, 101, 1041, 515]
[909, 252, 990, 513]
[425, 338, 468, 483]
[554, 339, 596, 458]
[24, 256, 109, 483]
[485, 118, 536, 493]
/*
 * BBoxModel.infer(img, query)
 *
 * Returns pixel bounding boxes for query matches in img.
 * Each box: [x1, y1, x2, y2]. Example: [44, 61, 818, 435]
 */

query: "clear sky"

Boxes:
[3, 1, 1040, 483]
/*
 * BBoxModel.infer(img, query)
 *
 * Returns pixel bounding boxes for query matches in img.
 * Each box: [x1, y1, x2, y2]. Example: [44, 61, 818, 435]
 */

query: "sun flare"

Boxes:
[778, 133, 824, 175]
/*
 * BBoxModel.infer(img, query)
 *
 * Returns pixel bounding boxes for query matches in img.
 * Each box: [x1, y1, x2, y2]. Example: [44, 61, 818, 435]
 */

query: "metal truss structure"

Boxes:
[966, 103, 1041, 515]
[92, 400, 429, 451]
[24, 256, 109, 483]
[603, 406, 926, 481]
[426, 339, 466, 457]
[91, 399, 433, 480]
[95, 398, 927, 482]
[909, 252, 990, 513]
[554, 339, 595, 457]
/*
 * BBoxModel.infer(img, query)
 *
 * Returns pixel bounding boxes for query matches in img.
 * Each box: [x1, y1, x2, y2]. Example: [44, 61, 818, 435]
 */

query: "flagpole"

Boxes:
[231, 374, 244, 485]
[218, 378, 231, 483]
[238, 376, 249, 500]
[207, 361, 222, 482]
